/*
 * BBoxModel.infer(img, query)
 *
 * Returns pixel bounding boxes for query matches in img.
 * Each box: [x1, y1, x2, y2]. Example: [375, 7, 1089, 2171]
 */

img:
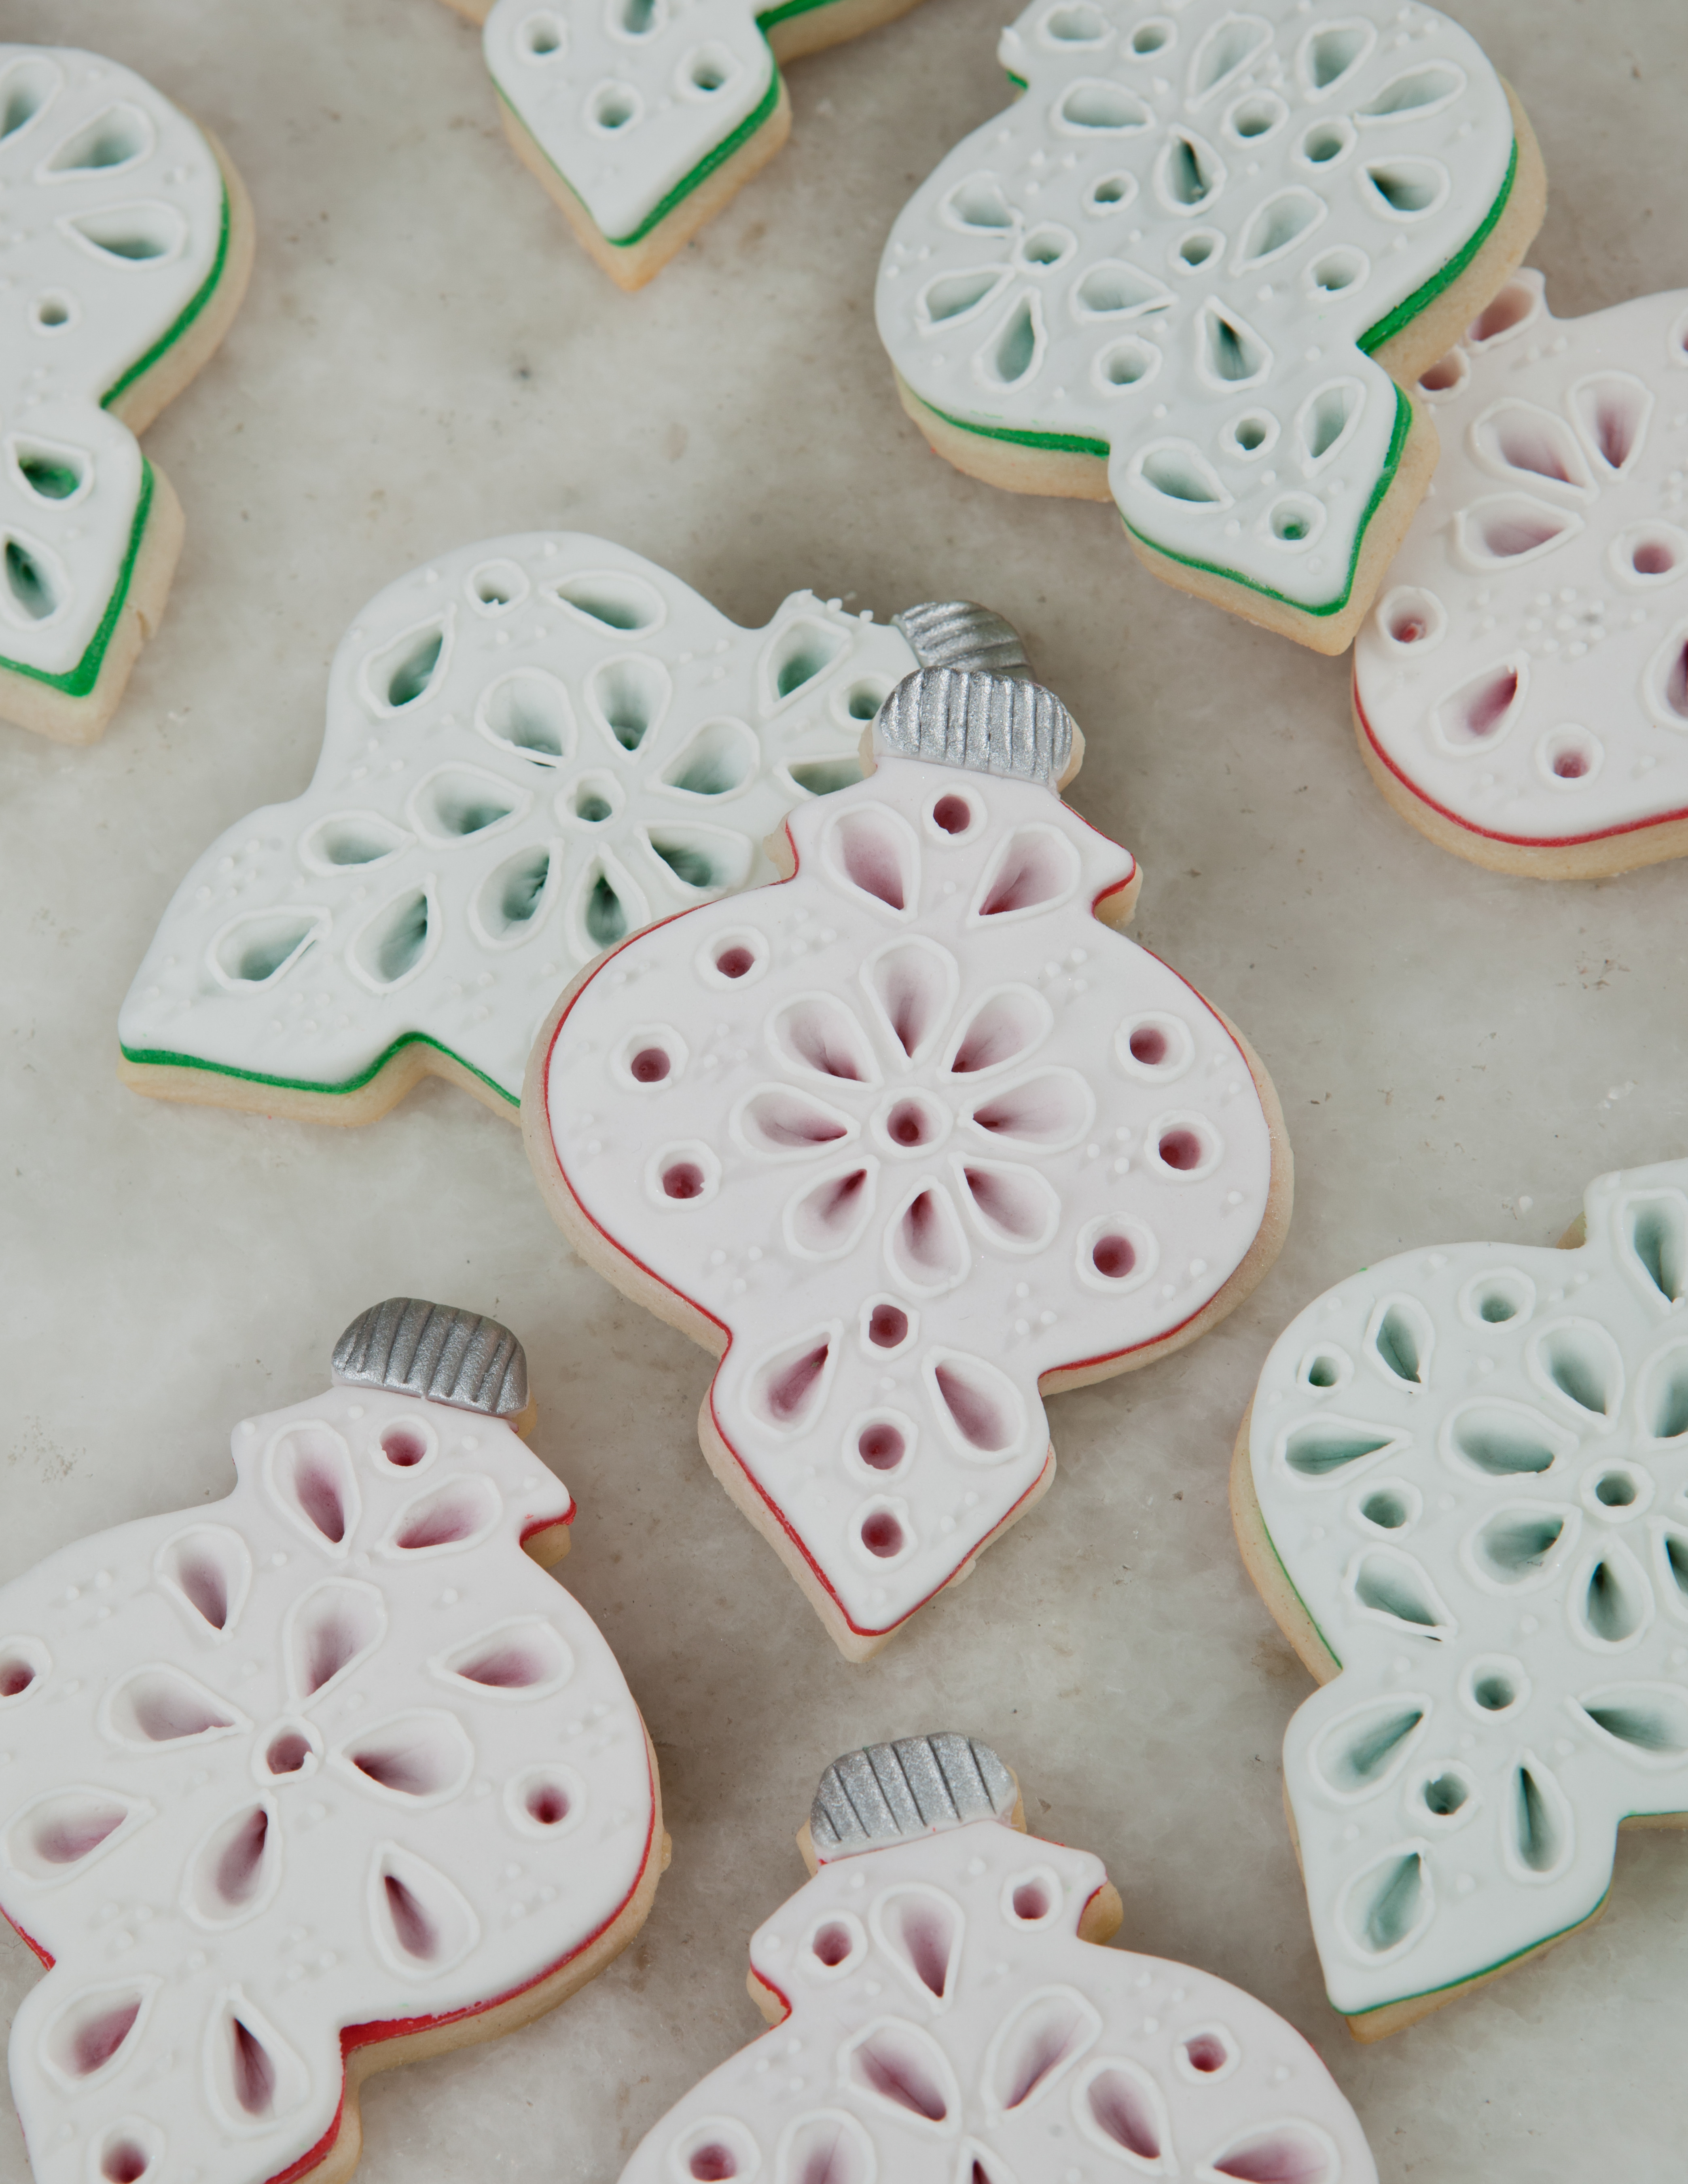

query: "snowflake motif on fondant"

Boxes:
[616, 1735, 1378, 2184]
[119, 536, 962, 1121]
[0, 1310, 659, 2184]
[1240, 1160, 1688, 2033]
[1353, 272, 1688, 870]
[876, 0, 1535, 639]
[0, 45, 250, 736]
[474, 0, 924, 286]
[532, 670, 1284, 1656]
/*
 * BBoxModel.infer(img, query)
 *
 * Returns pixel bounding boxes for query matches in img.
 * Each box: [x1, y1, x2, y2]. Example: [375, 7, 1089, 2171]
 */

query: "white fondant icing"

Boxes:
[541, 743, 1277, 1644]
[1248, 1157, 1688, 2020]
[483, 0, 778, 245]
[0, 46, 227, 680]
[876, 0, 1519, 613]
[0, 1381, 655, 2184]
[616, 1815, 1377, 2183]
[119, 534, 924, 1105]
[1353, 271, 1688, 848]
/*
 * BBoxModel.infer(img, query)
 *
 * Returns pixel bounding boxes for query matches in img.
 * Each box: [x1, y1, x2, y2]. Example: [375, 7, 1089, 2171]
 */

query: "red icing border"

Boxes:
[1353, 675, 1688, 850]
[261, 1734, 661, 2184]
[540, 802, 1258, 1642]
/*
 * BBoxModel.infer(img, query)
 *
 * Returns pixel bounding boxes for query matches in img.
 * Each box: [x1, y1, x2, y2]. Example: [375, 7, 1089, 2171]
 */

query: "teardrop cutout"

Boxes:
[845, 2023, 955, 2125]
[1627, 1194, 1687, 1302]
[989, 1988, 1100, 2110]
[287, 1580, 387, 1699]
[369, 1844, 480, 1973]
[750, 1329, 836, 1432]
[1312, 1701, 1426, 1795]
[863, 941, 958, 1061]
[786, 1165, 876, 1259]
[267, 1424, 360, 1549]
[1083, 2061, 1165, 2159]
[888, 1185, 970, 1293]
[873, 1887, 961, 2002]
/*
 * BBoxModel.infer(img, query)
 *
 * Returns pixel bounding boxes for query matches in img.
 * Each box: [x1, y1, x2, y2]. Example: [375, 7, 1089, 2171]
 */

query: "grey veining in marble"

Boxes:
[1, 2, 1684, 2180]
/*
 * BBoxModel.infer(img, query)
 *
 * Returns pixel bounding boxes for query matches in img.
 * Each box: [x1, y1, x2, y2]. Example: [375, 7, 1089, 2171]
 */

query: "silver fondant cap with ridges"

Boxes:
[810, 1733, 1016, 1860]
[873, 667, 1072, 785]
[332, 1297, 529, 1420]
[892, 600, 1031, 681]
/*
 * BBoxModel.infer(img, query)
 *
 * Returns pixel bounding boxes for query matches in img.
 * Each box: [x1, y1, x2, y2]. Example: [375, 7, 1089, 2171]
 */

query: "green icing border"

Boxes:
[1119, 381, 1411, 617]
[493, 23, 790, 252]
[906, 133, 1520, 615]
[102, 178, 234, 411]
[0, 459, 154, 698]
[0, 180, 235, 703]
[121, 1029, 518, 1108]
[1257, 1490, 1616, 2027]
[1359, 135, 1519, 356]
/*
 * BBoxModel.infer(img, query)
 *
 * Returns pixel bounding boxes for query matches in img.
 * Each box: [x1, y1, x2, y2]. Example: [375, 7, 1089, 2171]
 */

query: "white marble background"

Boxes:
[1, 0, 1684, 2177]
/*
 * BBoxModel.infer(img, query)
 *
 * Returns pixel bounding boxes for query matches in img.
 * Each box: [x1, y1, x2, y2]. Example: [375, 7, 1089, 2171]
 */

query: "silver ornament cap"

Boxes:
[331, 1297, 529, 1421]
[809, 1733, 1016, 1860]
[873, 666, 1073, 785]
[892, 600, 1031, 680]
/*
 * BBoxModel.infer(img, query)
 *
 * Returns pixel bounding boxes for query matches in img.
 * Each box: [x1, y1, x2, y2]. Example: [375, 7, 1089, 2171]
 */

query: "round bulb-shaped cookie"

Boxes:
[617, 1733, 1379, 2184]
[449, 0, 929, 289]
[0, 44, 254, 742]
[527, 665, 1290, 1658]
[1353, 271, 1688, 875]
[1233, 1160, 1688, 2038]
[876, 0, 1546, 653]
[0, 1298, 665, 2184]
[120, 534, 1024, 1125]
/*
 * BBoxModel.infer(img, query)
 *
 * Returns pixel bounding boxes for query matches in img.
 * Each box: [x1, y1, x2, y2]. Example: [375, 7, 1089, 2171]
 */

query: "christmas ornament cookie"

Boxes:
[1233, 1160, 1688, 2039]
[617, 1733, 1379, 2184]
[449, 0, 929, 290]
[527, 665, 1290, 1658]
[0, 1296, 665, 2184]
[876, 0, 1546, 654]
[0, 44, 254, 743]
[119, 533, 1024, 1126]
[1354, 272, 1688, 876]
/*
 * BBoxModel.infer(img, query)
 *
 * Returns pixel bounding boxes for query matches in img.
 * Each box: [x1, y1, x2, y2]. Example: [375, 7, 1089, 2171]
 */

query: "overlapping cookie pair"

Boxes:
[116, 542, 1292, 1658]
[0, 1330, 1380, 2184]
[875, 1, 1688, 876]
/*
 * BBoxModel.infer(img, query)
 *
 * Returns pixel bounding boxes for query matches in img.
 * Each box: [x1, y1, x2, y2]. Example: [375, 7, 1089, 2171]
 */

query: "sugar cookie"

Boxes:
[616, 1732, 1379, 2184]
[527, 665, 1290, 1658]
[1233, 1160, 1688, 2039]
[450, 0, 928, 289]
[119, 534, 1023, 1126]
[876, 0, 1545, 654]
[0, 1296, 665, 2184]
[0, 44, 254, 743]
[1353, 271, 1688, 875]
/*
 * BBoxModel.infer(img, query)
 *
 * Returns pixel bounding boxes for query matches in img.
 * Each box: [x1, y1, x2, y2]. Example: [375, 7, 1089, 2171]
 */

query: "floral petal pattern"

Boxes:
[1353, 272, 1688, 863]
[118, 537, 938, 1114]
[1243, 1159, 1688, 2027]
[614, 1770, 1376, 2182]
[877, 0, 1531, 624]
[0, 1369, 658, 2184]
[538, 703, 1281, 1653]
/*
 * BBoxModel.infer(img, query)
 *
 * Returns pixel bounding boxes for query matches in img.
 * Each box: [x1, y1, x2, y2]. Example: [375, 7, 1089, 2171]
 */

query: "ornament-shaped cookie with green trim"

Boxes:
[453, 0, 930, 290]
[0, 45, 254, 743]
[876, 0, 1545, 653]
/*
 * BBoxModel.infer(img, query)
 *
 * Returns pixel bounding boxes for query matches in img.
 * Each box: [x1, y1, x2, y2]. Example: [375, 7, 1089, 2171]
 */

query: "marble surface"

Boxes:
[0, 1, 1684, 2179]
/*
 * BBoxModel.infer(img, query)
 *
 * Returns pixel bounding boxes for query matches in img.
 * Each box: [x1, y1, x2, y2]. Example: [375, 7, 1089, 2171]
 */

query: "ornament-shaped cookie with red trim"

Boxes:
[616, 1733, 1379, 2184]
[0, 1298, 664, 2184]
[1353, 272, 1688, 876]
[526, 665, 1290, 1658]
